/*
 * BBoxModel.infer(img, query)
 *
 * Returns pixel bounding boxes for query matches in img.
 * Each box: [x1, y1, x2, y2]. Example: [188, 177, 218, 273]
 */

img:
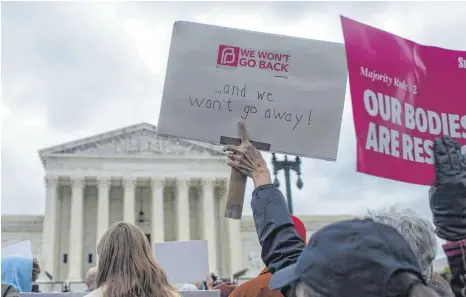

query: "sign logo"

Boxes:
[216, 44, 290, 73]
[217, 45, 239, 67]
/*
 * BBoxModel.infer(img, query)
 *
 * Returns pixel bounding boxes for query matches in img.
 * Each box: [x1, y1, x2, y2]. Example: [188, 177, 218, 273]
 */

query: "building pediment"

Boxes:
[39, 123, 225, 162]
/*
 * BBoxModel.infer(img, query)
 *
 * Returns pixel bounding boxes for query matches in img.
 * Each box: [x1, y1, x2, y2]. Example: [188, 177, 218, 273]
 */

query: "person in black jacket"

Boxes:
[224, 121, 440, 297]
[429, 136, 466, 297]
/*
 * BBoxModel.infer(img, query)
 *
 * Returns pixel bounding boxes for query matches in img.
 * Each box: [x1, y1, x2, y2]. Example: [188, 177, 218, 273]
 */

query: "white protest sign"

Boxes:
[2, 240, 33, 259]
[158, 22, 347, 160]
[180, 291, 220, 297]
[20, 294, 87, 297]
[154, 240, 209, 284]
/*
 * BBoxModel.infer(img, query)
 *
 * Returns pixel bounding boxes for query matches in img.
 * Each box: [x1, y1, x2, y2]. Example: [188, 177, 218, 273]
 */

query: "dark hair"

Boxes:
[32, 257, 41, 282]
[388, 271, 440, 297]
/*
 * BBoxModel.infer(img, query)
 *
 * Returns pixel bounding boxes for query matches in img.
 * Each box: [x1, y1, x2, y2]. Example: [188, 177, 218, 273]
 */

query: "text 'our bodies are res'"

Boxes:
[363, 89, 466, 165]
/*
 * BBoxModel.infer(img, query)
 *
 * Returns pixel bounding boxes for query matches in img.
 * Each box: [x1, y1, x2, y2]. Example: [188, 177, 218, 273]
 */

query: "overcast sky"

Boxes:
[2, 0, 465, 241]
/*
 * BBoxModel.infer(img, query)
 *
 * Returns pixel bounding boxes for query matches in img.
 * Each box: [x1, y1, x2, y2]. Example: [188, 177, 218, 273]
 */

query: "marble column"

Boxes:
[224, 180, 243, 275]
[96, 178, 111, 246]
[176, 178, 190, 241]
[227, 219, 243, 274]
[123, 177, 136, 224]
[202, 179, 218, 273]
[41, 176, 58, 285]
[68, 177, 84, 281]
[151, 178, 165, 243]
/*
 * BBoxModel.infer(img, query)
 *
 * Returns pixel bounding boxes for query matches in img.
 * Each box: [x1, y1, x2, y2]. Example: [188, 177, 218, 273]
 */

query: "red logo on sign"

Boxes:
[217, 45, 239, 67]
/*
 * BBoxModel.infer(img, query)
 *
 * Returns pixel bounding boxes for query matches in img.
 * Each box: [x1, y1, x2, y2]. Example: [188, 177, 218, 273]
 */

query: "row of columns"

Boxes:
[42, 176, 242, 282]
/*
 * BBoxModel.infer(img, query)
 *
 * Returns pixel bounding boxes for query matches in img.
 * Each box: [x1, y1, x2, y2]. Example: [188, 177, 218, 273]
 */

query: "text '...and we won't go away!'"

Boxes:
[188, 83, 313, 131]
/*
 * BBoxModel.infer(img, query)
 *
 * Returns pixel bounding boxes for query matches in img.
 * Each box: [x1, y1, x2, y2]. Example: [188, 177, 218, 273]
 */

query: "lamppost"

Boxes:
[271, 153, 303, 214]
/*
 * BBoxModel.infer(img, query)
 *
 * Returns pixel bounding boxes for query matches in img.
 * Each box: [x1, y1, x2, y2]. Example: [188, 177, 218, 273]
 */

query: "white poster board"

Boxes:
[180, 291, 220, 297]
[20, 294, 86, 297]
[154, 240, 209, 284]
[2, 240, 33, 259]
[158, 21, 348, 160]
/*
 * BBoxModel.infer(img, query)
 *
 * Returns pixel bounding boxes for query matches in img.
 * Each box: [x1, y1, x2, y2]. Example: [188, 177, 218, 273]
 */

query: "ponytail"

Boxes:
[388, 271, 440, 297]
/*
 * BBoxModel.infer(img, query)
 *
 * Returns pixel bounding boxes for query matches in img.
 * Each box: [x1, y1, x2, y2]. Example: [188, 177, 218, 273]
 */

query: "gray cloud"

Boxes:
[1, 1, 159, 214]
[2, 1, 157, 132]
[1, 1, 465, 223]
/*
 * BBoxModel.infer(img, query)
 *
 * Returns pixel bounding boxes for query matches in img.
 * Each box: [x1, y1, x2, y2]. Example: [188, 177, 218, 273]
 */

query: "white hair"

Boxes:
[85, 266, 98, 291]
[364, 206, 437, 282]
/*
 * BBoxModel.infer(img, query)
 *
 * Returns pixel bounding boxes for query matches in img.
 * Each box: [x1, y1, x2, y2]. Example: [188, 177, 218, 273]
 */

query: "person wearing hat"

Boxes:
[364, 207, 454, 297]
[228, 215, 307, 297]
[224, 121, 440, 297]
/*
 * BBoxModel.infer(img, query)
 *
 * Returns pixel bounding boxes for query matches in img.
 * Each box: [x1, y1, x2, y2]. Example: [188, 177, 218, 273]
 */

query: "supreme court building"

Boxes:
[1, 123, 351, 290]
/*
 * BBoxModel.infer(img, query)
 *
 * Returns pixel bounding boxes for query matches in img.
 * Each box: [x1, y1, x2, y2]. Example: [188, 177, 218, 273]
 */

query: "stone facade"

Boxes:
[2, 122, 352, 291]
[36, 123, 238, 285]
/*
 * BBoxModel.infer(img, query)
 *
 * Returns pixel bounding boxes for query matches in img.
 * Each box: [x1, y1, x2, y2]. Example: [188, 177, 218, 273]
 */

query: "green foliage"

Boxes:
[439, 266, 452, 281]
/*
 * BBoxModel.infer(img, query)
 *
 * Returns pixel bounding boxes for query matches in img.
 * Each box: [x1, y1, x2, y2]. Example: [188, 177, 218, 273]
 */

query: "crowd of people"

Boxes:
[1, 121, 465, 297]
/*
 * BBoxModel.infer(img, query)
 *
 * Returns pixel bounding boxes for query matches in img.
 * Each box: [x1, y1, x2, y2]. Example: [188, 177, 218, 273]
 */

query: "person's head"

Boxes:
[291, 215, 307, 243]
[85, 267, 98, 291]
[1, 256, 33, 292]
[96, 222, 178, 297]
[365, 207, 437, 282]
[62, 283, 71, 293]
[269, 219, 440, 297]
[193, 282, 204, 290]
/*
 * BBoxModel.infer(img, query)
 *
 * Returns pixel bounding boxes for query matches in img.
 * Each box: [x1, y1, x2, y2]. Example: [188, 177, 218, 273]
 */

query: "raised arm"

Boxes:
[223, 121, 304, 273]
[430, 136, 466, 297]
[250, 183, 305, 273]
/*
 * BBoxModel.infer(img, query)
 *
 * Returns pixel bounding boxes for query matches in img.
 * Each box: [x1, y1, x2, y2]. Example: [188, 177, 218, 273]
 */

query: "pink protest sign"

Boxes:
[341, 16, 466, 186]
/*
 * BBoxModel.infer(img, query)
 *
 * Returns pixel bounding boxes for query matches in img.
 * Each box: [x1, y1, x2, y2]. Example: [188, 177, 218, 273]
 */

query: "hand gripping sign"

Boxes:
[341, 16, 466, 185]
[224, 121, 254, 220]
